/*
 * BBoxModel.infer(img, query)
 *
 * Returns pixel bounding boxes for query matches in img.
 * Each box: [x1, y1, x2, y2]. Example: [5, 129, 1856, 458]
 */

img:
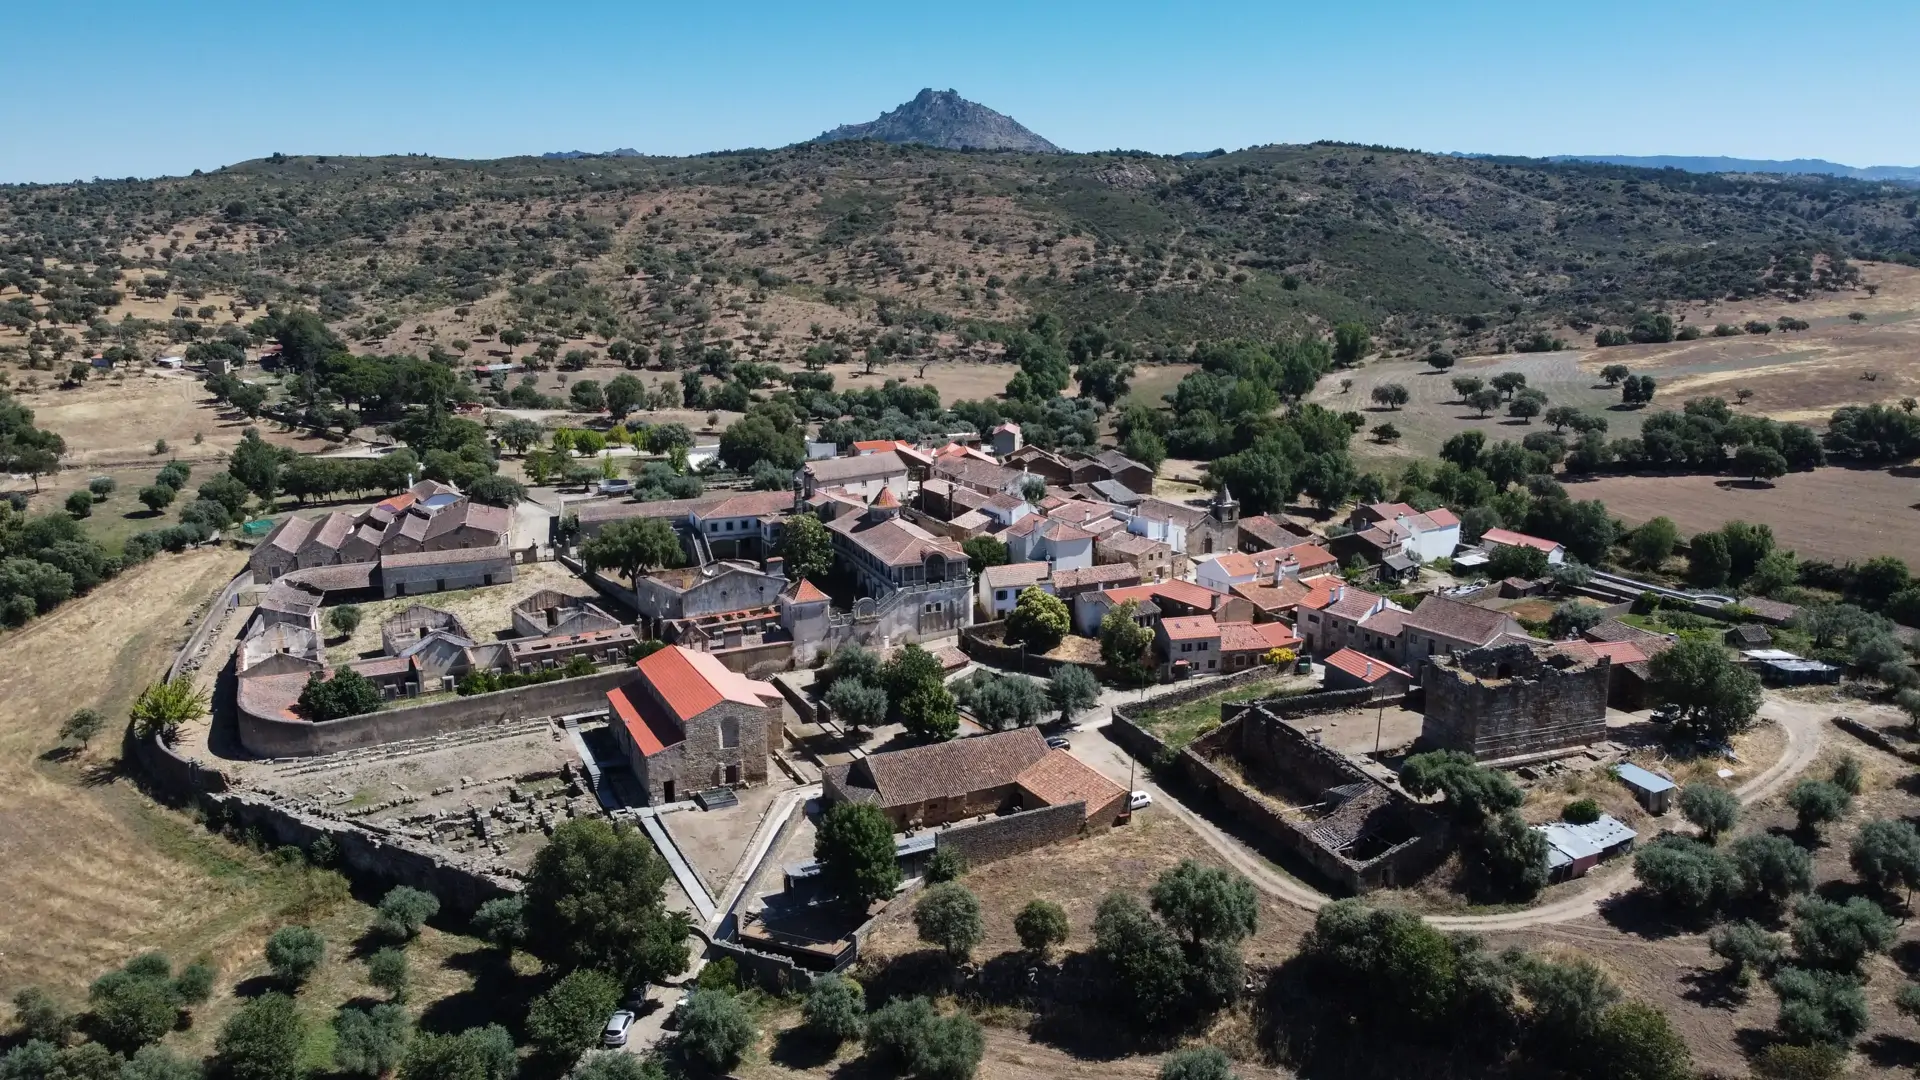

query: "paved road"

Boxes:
[1066, 693, 1829, 931]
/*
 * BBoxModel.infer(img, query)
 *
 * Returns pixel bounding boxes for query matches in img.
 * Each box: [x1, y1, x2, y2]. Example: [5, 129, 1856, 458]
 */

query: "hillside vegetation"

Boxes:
[2, 142, 1916, 372]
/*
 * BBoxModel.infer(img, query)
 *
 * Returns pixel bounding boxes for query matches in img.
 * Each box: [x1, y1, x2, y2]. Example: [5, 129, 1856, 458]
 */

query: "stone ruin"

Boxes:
[1421, 639, 1609, 761]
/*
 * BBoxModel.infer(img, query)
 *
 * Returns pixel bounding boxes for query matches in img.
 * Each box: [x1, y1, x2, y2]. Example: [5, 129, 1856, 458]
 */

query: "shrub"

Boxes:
[1561, 798, 1601, 825]
[1014, 899, 1070, 956]
[1709, 920, 1784, 985]
[1159, 1047, 1236, 1080]
[914, 883, 984, 961]
[333, 1004, 411, 1078]
[1849, 818, 1920, 897]
[88, 962, 182, 1051]
[368, 949, 409, 1002]
[679, 990, 756, 1074]
[374, 887, 440, 941]
[11, 987, 71, 1044]
[527, 969, 622, 1058]
[65, 491, 93, 518]
[1678, 784, 1739, 843]
[1771, 966, 1868, 1046]
[469, 896, 526, 951]
[1787, 780, 1851, 834]
[214, 993, 305, 1080]
[923, 846, 966, 884]
[1751, 1043, 1845, 1080]
[264, 926, 325, 986]
[801, 975, 864, 1045]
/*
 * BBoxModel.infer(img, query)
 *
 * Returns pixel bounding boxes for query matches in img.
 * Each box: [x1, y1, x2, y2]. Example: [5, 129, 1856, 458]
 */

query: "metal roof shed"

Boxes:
[1615, 762, 1677, 814]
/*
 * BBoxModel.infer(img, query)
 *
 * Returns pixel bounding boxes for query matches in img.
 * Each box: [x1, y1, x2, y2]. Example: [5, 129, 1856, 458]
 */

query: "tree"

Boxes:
[1014, 900, 1069, 957]
[62, 490, 92, 519]
[527, 969, 622, 1058]
[914, 883, 984, 960]
[298, 668, 382, 722]
[1787, 780, 1851, 835]
[265, 926, 325, 987]
[961, 534, 1007, 574]
[121, 1046, 203, 1080]
[801, 975, 864, 1046]
[1370, 422, 1400, 444]
[136, 485, 175, 513]
[1546, 600, 1603, 639]
[863, 998, 983, 1080]
[1149, 860, 1257, 946]
[470, 896, 526, 952]
[775, 512, 831, 583]
[1486, 543, 1549, 581]
[1647, 638, 1762, 742]
[1370, 383, 1409, 411]
[897, 684, 960, 741]
[1159, 1047, 1236, 1080]
[815, 802, 901, 910]
[496, 418, 543, 456]
[1004, 586, 1069, 653]
[374, 887, 440, 942]
[1092, 894, 1188, 1026]
[1851, 819, 1920, 902]
[58, 707, 105, 751]
[1507, 393, 1544, 423]
[581, 517, 684, 581]
[1332, 322, 1370, 366]
[1451, 375, 1485, 402]
[1630, 517, 1678, 568]
[1772, 967, 1869, 1046]
[1600, 364, 1631, 386]
[328, 604, 363, 638]
[1475, 809, 1549, 900]
[1122, 429, 1168, 474]
[1590, 1001, 1692, 1080]
[824, 678, 887, 730]
[1736, 444, 1789, 483]
[174, 961, 215, 1007]
[12, 987, 71, 1044]
[1679, 784, 1739, 843]
[1622, 374, 1658, 406]
[1099, 602, 1155, 685]
[1710, 920, 1785, 986]
[334, 1004, 411, 1078]
[1633, 835, 1738, 913]
[368, 948, 410, 1003]
[1513, 954, 1619, 1067]
[397, 1026, 515, 1080]
[1791, 896, 1894, 972]
[214, 993, 305, 1080]
[1730, 833, 1814, 903]
[524, 819, 690, 984]
[1046, 665, 1099, 724]
[680, 990, 756, 1074]
[1399, 751, 1522, 823]
[602, 375, 645, 421]
[89, 962, 182, 1049]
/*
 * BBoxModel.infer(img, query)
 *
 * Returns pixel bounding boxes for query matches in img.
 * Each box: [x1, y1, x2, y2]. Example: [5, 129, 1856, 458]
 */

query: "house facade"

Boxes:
[606, 645, 786, 804]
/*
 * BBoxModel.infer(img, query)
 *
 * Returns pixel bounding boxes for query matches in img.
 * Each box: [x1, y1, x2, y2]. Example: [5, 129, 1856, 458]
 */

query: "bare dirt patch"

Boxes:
[14, 372, 328, 467]
[1568, 466, 1920, 563]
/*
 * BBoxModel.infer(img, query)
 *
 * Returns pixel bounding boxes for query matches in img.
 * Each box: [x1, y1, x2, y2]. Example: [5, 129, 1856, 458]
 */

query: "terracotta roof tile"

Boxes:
[857, 728, 1051, 809]
[1218, 621, 1301, 653]
[1324, 647, 1410, 683]
[1050, 563, 1140, 591]
[1481, 528, 1562, 554]
[1404, 595, 1519, 645]
[1016, 750, 1126, 814]
[1161, 615, 1220, 641]
[982, 562, 1052, 589]
[634, 645, 781, 724]
[784, 579, 829, 603]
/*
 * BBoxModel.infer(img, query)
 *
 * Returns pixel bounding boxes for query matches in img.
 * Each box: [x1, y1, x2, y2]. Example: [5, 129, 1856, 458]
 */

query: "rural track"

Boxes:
[1117, 701, 1825, 931]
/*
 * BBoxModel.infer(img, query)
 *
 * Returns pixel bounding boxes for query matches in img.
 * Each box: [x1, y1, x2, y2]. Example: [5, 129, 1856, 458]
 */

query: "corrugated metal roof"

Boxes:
[1614, 762, 1676, 793]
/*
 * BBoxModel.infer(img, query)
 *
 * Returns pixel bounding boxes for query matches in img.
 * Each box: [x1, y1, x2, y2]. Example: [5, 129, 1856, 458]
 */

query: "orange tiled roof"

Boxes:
[1016, 749, 1126, 812]
[1218, 621, 1301, 653]
[634, 645, 780, 723]
[1324, 647, 1410, 683]
[607, 686, 673, 757]
[784, 578, 829, 603]
[1161, 615, 1220, 641]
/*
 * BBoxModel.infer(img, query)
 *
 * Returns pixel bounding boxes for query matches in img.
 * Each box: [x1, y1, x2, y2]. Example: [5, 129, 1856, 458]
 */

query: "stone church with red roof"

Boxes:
[606, 644, 786, 804]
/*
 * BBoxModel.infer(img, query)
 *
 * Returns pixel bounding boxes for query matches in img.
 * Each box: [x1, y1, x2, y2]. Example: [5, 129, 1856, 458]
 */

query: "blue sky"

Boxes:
[3, 0, 1915, 183]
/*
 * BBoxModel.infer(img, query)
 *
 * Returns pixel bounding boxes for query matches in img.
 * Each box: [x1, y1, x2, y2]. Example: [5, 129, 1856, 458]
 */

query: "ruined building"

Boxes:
[1420, 640, 1609, 760]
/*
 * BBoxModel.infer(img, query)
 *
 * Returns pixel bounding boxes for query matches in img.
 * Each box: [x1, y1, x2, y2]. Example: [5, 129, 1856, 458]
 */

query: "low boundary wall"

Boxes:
[239, 668, 634, 756]
[932, 802, 1088, 866]
[128, 730, 516, 913]
[958, 621, 1104, 679]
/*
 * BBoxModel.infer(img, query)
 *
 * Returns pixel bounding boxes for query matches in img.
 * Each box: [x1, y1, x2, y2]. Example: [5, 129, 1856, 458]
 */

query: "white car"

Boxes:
[601, 1010, 634, 1047]
[1128, 791, 1153, 812]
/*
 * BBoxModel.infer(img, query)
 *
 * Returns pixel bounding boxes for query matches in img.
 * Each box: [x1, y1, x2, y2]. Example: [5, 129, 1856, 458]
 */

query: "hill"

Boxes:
[809, 88, 1062, 153]
[1549, 154, 1920, 183]
[1, 142, 1915, 374]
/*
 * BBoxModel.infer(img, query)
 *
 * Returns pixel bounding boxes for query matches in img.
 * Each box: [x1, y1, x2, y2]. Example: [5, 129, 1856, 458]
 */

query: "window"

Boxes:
[997, 589, 1008, 601]
[1207, 659, 1216, 669]
[718, 716, 740, 750]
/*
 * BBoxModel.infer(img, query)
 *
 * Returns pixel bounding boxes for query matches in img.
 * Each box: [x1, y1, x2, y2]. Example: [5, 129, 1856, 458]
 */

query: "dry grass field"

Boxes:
[8, 372, 328, 467]
[1324, 261, 1920, 465]
[1568, 466, 1920, 564]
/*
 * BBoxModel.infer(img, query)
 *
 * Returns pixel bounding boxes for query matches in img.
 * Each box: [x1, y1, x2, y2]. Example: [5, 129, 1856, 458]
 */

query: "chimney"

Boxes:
[764, 556, 786, 580]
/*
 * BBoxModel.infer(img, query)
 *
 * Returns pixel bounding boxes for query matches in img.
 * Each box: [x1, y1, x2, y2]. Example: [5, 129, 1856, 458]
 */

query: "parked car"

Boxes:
[601, 1010, 634, 1047]
[1128, 791, 1153, 812]
[1045, 736, 1071, 750]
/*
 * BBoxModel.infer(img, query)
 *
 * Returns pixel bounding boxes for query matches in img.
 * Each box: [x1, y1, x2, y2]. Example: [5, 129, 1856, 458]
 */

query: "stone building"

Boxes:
[1128, 487, 1239, 560]
[605, 644, 786, 804]
[250, 480, 510, 583]
[511, 589, 621, 638]
[1420, 640, 1610, 761]
[630, 558, 792, 629]
[823, 727, 1124, 830]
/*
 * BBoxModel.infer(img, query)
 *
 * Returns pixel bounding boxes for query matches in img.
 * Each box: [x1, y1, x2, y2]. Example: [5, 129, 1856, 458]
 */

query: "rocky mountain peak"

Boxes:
[809, 88, 1062, 153]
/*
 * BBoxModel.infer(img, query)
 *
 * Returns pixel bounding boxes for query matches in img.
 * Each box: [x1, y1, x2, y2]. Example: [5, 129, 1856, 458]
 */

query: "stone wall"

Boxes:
[958, 621, 1104, 679]
[931, 802, 1088, 866]
[239, 668, 634, 757]
[129, 731, 515, 913]
[1421, 642, 1609, 760]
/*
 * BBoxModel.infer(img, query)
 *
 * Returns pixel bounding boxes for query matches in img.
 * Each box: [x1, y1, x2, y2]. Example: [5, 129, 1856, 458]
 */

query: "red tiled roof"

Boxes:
[1481, 528, 1562, 554]
[982, 561, 1052, 589]
[1218, 621, 1301, 653]
[1404, 595, 1519, 646]
[607, 686, 674, 757]
[1051, 563, 1139, 591]
[1016, 750, 1126, 814]
[1104, 579, 1220, 613]
[1324, 647, 1410, 683]
[870, 487, 900, 509]
[634, 645, 781, 723]
[853, 439, 897, 453]
[1161, 615, 1220, 641]
[1420, 507, 1460, 528]
[784, 579, 829, 603]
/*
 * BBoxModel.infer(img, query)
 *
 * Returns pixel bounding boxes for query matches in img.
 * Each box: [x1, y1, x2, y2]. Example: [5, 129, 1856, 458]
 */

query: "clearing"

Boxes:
[1567, 466, 1920, 564]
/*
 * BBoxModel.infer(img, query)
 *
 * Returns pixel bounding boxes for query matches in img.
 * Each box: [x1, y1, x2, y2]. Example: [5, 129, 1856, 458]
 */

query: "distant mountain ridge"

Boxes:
[808, 88, 1061, 153]
[541, 148, 641, 160]
[1550, 154, 1920, 183]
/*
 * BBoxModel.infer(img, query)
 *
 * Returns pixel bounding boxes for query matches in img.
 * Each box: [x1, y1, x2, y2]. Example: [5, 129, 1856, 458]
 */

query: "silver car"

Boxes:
[601, 1010, 635, 1048]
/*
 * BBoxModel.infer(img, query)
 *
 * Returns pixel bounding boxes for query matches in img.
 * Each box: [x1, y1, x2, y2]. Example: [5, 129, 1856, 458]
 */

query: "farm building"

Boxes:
[1534, 814, 1637, 881]
[1614, 763, 1676, 814]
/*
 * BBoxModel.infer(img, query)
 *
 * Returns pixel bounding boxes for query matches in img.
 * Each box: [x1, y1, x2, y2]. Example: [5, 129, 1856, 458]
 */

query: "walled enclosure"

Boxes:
[1184, 705, 1447, 892]
[239, 668, 635, 756]
[1420, 640, 1610, 761]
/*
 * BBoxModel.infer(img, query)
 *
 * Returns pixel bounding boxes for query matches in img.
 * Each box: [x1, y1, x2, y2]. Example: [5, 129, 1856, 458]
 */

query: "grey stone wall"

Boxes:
[380, 555, 515, 598]
[932, 802, 1088, 866]
[239, 668, 634, 757]
[1421, 643, 1609, 760]
[629, 699, 778, 804]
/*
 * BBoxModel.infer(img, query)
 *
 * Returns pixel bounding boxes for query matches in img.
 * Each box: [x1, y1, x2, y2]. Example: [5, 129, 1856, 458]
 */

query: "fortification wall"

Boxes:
[1422, 648, 1609, 760]
[932, 802, 1088, 866]
[238, 668, 634, 757]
